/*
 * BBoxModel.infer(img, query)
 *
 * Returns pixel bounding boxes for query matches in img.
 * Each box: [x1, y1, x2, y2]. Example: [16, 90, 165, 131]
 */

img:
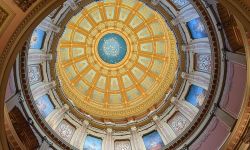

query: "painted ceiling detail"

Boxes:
[56, 0, 178, 119]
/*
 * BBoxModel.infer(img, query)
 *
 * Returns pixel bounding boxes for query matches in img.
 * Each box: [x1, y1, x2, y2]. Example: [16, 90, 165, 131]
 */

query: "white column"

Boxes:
[32, 81, 56, 100]
[182, 38, 211, 54]
[153, 115, 176, 144]
[181, 72, 210, 90]
[130, 127, 145, 150]
[70, 120, 89, 149]
[171, 5, 199, 26]
[66, 0, 78, 10]
[28, 51, 52, 65]
[39, 17, 60, 33]
[104, 128, 114, 150]
[39, 140, 50, 150]
[45, 104, 69, 129]
[171, 97, 199, 121]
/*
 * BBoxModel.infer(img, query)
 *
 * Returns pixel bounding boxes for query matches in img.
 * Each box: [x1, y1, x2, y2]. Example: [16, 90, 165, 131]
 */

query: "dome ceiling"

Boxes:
[56, 0, 178, 119]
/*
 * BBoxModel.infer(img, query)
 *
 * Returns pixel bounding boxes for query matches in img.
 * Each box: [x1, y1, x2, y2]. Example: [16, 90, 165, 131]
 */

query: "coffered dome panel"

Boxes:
[56, 0, 178, 119]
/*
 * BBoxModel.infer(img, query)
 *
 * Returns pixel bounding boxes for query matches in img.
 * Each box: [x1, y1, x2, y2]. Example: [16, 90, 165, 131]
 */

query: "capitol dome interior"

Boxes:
[0, 0, 249, 150]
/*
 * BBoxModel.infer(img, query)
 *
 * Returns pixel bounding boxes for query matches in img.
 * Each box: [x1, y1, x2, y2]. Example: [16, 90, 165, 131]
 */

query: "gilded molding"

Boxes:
[0, 2, 15, 36]
[14, 0, 37, 12]
[0, 6, 8, 27]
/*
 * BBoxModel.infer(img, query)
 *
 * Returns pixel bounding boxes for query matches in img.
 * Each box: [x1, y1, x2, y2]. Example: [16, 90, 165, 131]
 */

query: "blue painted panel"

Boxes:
[185, 85, 205, 106]
[35, 95, 54, 118]
[187, 18, 208, 39]
[83, 135, 102, 150]
[98, 33, 127, 64]
[143, 131, 164, 150]
[30, 29, 46, 49]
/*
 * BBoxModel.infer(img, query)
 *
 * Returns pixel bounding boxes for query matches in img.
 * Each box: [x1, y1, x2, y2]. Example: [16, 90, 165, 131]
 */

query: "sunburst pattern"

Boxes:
[56, 0, 178, 119]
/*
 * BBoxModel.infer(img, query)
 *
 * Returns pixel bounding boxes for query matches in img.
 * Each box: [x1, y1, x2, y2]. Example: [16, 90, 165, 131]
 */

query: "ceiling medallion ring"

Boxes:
[84, 21, 140, 76]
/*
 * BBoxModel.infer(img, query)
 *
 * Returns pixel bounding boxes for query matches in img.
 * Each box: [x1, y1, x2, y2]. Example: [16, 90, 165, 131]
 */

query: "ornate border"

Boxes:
[0, 1, 15, 36]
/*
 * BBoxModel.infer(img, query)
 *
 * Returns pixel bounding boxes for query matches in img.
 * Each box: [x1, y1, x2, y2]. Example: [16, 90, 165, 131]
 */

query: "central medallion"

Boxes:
[98, 33, 127, 64]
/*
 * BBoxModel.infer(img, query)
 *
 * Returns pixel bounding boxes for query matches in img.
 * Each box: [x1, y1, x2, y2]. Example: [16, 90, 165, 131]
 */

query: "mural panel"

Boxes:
[195, 54, 211, 73]
[28, 65, 42, 84]
[114, 140, 132, 150]
[83, 135, 103, 150]
[35, 95, 54, 118]
[187, 17, 208, 39]
[142, 131, 164, 150]
[55, 120, 76, 142]
[170, 0, 189, 9]
[167, 112, 190, 135]
[185, 84, 206, 107]
[30, 28, 46, 49]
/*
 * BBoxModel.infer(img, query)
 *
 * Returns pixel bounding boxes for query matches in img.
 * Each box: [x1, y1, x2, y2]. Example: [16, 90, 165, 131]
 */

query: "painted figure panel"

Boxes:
[142, 131, 164, 150]
[185, 84, 206, 106]
[187, 17, 208, 39]
[35, 95, 54, 118]
[83, 135, 102, 150]
[30, 28, 46, 49]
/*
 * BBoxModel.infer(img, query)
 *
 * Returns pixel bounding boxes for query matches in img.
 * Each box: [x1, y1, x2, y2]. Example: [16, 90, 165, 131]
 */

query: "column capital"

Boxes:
[151, 0, 160, 5]
[83, 120, 89, 126]
[182, 39, 211, 54]
[181, 72, 209, 90]
[107, 128, 113, 133]
[171, 5, 199, 26]
[32, 81, 56, 100]
[66, 0, 78, 10]
[131, 126, 137, 132]
[171, 97, 198, 121]
[153, 115, 159, 121]
[39, 18, 60, 33]
[28, 51, 53, 65]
